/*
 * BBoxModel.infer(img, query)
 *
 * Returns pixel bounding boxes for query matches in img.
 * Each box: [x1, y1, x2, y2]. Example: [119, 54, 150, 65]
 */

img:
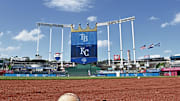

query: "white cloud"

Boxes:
[87, 16, 97, 22]
[0, 46, 20, 52]
[161, 12, 180, 28]
[164, 50, 172, 54]
[149, 16, 159, 21]
[171, 12, 180, 25]
[44, 0, 93, 12]
[0, 32, 4, 37]
[13, 28, 44, 41]
[161, 22, 169, 28]
[98, 40, 108, 48]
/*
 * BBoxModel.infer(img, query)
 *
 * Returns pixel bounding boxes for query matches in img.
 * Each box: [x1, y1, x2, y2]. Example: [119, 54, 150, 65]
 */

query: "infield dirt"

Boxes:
[0, 77, 179, 101]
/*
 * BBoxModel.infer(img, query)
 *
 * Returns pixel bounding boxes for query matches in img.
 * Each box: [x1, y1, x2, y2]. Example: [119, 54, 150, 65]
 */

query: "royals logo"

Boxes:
[80, 47, 89, 56]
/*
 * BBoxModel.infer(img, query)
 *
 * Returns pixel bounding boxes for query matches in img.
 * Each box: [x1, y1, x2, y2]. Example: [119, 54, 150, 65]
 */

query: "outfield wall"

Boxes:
[3, 73, 160, 77]
[4, 74, 65, 77]
[97, 72, 160, 77]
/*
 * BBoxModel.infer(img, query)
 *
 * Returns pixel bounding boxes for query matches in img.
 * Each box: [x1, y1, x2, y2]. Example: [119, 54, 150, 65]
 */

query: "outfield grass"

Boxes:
[0, 76, 178, 80]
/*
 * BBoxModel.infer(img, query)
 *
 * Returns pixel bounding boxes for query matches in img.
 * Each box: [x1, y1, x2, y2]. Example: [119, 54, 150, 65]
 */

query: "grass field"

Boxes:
[0, 76, 175, 80]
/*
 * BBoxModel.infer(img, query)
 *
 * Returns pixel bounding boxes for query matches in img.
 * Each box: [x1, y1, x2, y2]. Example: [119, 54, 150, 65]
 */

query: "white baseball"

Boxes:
[58, 93, 80, 101]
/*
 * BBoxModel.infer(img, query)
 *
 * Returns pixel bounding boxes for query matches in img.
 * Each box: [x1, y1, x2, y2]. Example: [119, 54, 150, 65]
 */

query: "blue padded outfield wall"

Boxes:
[4, 73, 160, 77]
[4, 74, 66, 77]
[97, 73, 160, 77]
[71, 25, 97, 64]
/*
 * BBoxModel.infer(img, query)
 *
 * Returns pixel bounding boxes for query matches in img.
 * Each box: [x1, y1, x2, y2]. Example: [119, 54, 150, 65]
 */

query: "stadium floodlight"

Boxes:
[97, 16, 136, 66]
[36, 22, 72, 70]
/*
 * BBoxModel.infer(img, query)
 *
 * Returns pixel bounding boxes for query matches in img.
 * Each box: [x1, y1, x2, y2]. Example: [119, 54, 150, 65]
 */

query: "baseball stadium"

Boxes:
[1, 0, 180, 101]
[1, 17, 180, 101]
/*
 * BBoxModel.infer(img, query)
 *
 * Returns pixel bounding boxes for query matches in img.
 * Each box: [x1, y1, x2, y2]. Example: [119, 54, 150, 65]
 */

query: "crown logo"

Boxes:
[71, 23, 97, 32]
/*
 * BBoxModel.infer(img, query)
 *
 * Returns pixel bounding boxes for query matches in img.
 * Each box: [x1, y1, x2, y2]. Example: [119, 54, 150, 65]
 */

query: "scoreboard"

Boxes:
[71, 25, 97, 64]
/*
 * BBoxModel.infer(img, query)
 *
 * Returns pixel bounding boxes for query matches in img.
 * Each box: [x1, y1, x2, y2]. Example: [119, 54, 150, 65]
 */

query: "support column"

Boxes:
[49, 26, 52, 61]
[36, 24, 40, 56]
[131, 20, 136, 64]
[61, 27, 64, 69]
[107, 24, 111, 66]
[119, 22, 123, 68]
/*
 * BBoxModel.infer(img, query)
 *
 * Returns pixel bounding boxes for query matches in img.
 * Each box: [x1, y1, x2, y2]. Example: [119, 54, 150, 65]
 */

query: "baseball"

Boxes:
[137, 76, 140, 79]
[58, 93, 80, 101]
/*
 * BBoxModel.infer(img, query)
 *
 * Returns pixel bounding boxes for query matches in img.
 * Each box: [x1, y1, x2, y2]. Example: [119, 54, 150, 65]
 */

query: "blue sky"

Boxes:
[0, 0, 180, 61]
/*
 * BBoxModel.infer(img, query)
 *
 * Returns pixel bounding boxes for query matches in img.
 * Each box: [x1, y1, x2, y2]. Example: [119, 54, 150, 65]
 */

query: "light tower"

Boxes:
[36, 22, 71, 70]
[97, 16, 136, 67]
